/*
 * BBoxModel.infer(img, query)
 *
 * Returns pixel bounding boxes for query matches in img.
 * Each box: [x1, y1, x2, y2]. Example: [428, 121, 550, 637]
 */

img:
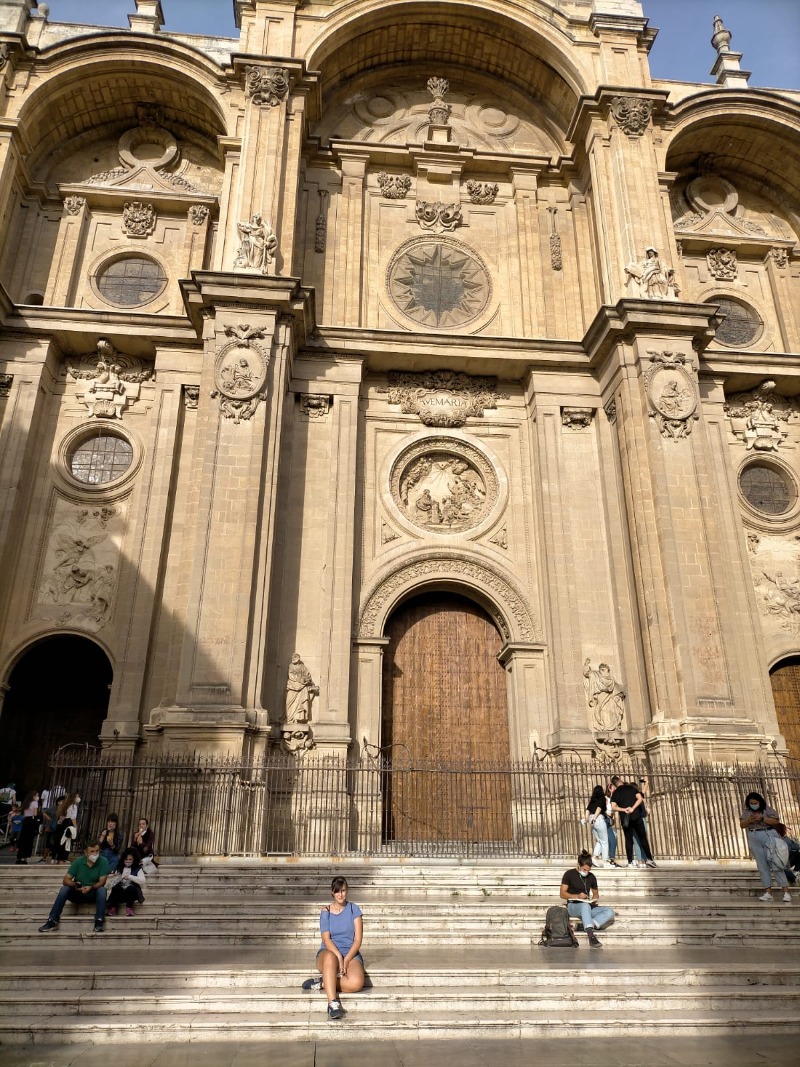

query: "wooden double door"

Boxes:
[381, 592, 512, 842]
[770, 657, 800, 765]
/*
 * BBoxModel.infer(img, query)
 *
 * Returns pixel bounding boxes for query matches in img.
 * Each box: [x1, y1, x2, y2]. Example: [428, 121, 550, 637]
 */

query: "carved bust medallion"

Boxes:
[390, 438, 498, 534]
[386, 237, 491, 330]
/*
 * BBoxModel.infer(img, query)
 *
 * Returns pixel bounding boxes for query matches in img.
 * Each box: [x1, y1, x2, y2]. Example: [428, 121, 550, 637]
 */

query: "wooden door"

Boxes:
[381, 592, 511, 841]
[770, 657, 800, 765]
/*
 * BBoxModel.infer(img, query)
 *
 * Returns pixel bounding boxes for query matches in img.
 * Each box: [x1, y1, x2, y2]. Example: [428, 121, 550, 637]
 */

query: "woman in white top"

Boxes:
[55, 793, 80, 862]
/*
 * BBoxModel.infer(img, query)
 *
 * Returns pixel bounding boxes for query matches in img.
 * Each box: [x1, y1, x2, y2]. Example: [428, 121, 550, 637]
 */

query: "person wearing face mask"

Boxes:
[559, 850, 615, 947]
[54, 792, 81, 862]
[38, 841, 110, 933]
[740, 792, 791, 903]
[15, 791, 40, 864]
[106, 848, 146, 917]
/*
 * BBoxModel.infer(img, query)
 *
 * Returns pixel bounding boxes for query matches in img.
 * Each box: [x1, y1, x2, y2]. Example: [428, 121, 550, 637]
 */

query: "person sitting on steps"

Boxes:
[38, 840, 109, 934]
[560, 850, 616, 948]
[106, 847, 146, 917]
[301, 876, 365, 1020]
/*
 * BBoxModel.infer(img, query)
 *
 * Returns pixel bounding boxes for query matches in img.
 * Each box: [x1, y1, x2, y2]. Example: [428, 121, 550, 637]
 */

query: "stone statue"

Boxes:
[234, 212, 277, 274]
[285, 653, 318, 726]
[583, 659, 626, 735]
[624, 247, 680, 300]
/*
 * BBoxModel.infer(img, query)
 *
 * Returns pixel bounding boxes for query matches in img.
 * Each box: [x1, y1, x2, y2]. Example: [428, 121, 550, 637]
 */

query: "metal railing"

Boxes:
[45, 747, 800, 860]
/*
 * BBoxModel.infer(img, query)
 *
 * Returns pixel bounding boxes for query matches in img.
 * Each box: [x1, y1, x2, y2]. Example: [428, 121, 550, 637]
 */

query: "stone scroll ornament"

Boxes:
[245, 65, 290, 108]
[283, 653, 318, 753]
[67, 339, 153, 420]
[210, 324, 270, 424]
[381, 370, 504, 428]
[610, 96, 653, 137]
[645, 351, 699, 441]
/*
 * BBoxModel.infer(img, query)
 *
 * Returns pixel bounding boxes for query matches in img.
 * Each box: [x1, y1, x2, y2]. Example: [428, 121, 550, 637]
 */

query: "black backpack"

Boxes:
[539, 905, 579, 948]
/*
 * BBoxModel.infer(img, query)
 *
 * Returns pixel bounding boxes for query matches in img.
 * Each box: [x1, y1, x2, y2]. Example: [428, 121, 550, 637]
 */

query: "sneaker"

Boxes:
[587, 930, 602, 948]
[302, 977, 323, 993]
[758, 892, 774, 902]
[627, 861, 639, 868]
[125, 906, 134, 917]
[327, 1000, 345, 1020]
[94, 922, 104, 933]
[38, 920, 58, 932]
[645, 860, 657, 868]
[783, 892, 791, 903]
[107, 907, 118, 916]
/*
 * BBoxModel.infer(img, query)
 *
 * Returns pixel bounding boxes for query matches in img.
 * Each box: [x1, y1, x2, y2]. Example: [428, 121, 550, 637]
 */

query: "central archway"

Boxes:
[381, 591, 511, 843]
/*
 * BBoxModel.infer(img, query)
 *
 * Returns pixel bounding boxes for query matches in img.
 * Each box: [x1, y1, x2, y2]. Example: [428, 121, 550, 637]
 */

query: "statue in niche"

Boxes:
[583, 659, 626, 736]
[234, 212, 277, 274]
[283, 653, 318, 754]
[624, 247, 680, 300]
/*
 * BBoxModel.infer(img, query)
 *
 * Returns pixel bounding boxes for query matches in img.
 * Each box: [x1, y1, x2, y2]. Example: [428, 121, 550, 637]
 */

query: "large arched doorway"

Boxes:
[0, 636, 112, 795]
[381, 591, 511, 843]
[770, 656, 800, 765]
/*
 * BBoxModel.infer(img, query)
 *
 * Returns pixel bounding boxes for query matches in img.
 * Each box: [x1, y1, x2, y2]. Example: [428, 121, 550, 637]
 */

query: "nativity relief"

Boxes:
[390, 439, 498, 535]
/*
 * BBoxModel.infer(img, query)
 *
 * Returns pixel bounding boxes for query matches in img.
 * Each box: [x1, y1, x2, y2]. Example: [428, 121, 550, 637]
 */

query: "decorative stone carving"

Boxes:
[299, 394, 331, 419]
[465, 181, 498, 205]
[645, 350, 699, 441]
[426, 77, 451, 126]
[35, 502, 123, 633]
[724, 380, 798, 452]
[415, 201, 462, 233]
[771, 248, 789, 268]
[66, 339, 153, 420]
[624, 247, 680, 300]
[488, 526, 508, 550]
[188, 205, 209, 227]
[182, 385, 199, 410]
[0, 374, 12, 397]
[378, 173, 412, 200]
[561, 407, 594, 429]
[748, 535, 800, 636]
[381, 521, 400, 545]
[359, 553, 539, 642]
[210, 325, 270, 424]
[754, 569, 800, 635]
[85, 167, 130, 187]
[122, 201, 156, 238]
[747, 532, 760, 553]
[283, 653, 318, 752]
[314, 190, 328, 253]
[0, 43, 9, 71]
[234, 213, 277, 274]
[610, 96, 653, 137]
[547, 206, 562, 271]
[605, 399, 617, 424]
[390, 437, 497, 534]
[382, 370, 503, 428]
[707, 247, 737, 280]
[387, 238, 491, 330]
[711, 14, 733, 54]
[245, 65, 290, 108]
[63, 196, 86, 216]
[583, 658, 626, 737]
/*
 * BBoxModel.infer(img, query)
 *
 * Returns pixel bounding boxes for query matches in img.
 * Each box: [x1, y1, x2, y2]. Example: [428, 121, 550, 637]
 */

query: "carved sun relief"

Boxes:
[390, 439, 497, 534]
[387, 238, 491, 330]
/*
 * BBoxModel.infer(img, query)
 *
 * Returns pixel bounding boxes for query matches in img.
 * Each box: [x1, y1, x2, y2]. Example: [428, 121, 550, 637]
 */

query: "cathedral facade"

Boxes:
[0, 0, 799, 794]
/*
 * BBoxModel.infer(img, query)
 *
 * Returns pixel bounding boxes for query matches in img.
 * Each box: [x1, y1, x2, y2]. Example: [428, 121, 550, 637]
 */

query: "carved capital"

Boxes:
[245, 65, 290, 107]
[770, 247, 789, 269]
[605, 398, 617, 424]
[182, 385, 200, 410]
[610, 96, 653, 137]
[188, 205, 209, 227]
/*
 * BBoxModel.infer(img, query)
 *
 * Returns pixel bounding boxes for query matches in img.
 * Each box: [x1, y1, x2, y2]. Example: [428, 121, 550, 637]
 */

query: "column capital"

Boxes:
[583, 299, 723, 370]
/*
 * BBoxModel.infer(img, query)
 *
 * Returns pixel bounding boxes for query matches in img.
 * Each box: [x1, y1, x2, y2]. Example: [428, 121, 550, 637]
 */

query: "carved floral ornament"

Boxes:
[123, 201, 156, 238]
[210, 324, 270, 424]
[378, 173, 412, 200]
[645, 351, 699, 441]
[707, 248, 737, 280]
[380, 370, 505, 428]
[415, 201, 462, 233]
[299, 394, 331, 419]
[724, 380, 799, 452]
[465, 181, 498, 205]
[358, 554, 539, 642]
[66, 339, 153, 420]
[609, 96, 653, 137]
[244, 65, 290, 108]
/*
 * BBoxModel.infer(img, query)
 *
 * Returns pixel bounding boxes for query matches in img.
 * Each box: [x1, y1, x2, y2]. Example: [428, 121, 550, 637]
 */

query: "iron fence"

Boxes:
[45, 747, 800, 860]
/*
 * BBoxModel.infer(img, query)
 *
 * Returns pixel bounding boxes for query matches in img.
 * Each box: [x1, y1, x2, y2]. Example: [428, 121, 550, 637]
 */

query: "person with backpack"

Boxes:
[559, 850, 615, 947]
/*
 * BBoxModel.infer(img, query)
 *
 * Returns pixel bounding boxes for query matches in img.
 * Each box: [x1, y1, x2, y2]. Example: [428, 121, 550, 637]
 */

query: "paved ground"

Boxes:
[0, 1035, 797, 1066]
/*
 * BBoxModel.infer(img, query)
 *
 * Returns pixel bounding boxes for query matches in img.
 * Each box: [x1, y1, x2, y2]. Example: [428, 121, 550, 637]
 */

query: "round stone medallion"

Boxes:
[386, 237, 491, 330]
[390, 438, 498, 534]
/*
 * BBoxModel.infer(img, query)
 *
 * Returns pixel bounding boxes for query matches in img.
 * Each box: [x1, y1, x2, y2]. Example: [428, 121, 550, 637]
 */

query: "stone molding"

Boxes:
[245, 65, 290, 108]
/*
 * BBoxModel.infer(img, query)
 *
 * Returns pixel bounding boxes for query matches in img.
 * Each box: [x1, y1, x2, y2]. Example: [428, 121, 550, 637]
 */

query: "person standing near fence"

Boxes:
[611, 779, 657, 868]
[15, 791, 40, 865]
[55, 793, 80, 862]
[740, 792, 791, 903]
[586, 785, 610, 866]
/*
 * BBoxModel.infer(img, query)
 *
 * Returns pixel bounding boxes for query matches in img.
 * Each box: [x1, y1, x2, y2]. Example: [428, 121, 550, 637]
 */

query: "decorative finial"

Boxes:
[711, 15, 732, 55]
[426, 77, 451, 126]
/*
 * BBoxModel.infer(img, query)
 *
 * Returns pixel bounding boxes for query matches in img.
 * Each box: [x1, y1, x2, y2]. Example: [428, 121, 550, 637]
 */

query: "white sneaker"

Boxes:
[758, 892, 773, 902]
[783, 892, 791, 903]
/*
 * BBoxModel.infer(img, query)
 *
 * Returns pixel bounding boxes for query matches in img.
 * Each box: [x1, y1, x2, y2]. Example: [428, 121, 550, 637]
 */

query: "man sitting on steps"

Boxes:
[560, 850, 615, 948]
[38, 840, 109, 934]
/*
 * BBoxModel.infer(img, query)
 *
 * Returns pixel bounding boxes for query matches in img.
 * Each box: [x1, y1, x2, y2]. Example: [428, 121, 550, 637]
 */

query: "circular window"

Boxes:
[96, 256, 166, 308]
[708, 297, 762, 348]
[739, 464, 794, 516]
[69, 431, 134, 485]
[387, 239, 491, 329]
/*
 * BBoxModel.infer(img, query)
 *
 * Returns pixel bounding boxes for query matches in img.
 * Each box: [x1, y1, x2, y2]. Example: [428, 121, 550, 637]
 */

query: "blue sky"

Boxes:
[41, 1, 800, 91]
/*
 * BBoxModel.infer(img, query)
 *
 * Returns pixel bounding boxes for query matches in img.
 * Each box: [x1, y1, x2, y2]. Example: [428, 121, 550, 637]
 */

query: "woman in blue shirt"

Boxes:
[302, 876, 364, 1020]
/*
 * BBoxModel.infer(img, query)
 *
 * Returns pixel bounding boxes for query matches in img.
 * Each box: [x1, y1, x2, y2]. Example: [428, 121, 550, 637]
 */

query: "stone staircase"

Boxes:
[1, 858, 799, 1045]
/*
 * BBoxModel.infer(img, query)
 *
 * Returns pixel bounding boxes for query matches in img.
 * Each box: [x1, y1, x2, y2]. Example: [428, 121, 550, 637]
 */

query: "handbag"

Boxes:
[105, 872, 122, 890]
[765, 832, 790, 872]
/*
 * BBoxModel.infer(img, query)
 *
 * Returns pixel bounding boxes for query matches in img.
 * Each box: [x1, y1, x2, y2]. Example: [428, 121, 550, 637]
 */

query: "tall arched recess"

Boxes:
[770, 656, 800, 765]
[0, 636, 113, 795]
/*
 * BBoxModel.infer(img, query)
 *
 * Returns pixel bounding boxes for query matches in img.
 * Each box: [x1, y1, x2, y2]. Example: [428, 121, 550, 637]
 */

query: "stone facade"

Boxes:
[0, 0, 798, 772]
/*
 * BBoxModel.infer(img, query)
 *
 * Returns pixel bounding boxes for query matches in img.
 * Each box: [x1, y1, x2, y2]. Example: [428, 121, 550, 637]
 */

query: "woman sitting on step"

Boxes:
[301, 876, 364, 1020]
[740, 792, 791, 903]
[106, 848, 147, 917]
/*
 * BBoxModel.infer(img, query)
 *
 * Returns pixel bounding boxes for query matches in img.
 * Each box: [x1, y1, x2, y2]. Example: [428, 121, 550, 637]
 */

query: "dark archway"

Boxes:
[0, 635, 112, 795]
[770, 656, 800, 765]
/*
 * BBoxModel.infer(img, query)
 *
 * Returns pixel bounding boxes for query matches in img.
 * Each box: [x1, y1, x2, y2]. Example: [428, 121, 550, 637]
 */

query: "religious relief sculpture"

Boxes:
[233, 213, 278, 274]
[283, 653, 318, 752]
[381, 369, 504, 428]
[645, 350, 699, 441]
[754, 570, 800, 635]
[583, 658, 626, 757]
[122, 201, 156, 237]
[707, 248, 737, 280]
[211, 324, 270, 424]
[624, 247, 680, 300]
[391, 440, 497, 534]
[244, 65, 290, 108]
[66, 339, 153, 420]
[465, 181, 498, 205]
[724, 380, 798, 452]
[415, 201, 462, 232]
[426, 77, 451, 126]
[63, 196, 86, 217]
[378, 173, 412, 200]
[610, 96, 653, 137]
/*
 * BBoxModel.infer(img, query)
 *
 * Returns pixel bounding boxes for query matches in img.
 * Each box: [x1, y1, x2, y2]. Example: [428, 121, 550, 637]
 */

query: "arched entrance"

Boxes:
[0, 636, 112, 795]
[381, 591, 511, 842]
[770, 656, 800, 764]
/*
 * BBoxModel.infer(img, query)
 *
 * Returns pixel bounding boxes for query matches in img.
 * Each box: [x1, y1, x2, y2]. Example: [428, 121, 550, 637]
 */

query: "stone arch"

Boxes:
[358, 550, 539, 644]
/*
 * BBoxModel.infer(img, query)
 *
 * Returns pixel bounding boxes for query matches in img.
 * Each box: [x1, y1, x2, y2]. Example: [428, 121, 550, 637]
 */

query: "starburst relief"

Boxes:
[388, 240, 490, 329]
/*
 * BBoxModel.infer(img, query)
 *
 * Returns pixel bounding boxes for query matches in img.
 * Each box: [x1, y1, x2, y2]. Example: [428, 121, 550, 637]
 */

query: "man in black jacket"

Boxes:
[610, 778, 657, 868]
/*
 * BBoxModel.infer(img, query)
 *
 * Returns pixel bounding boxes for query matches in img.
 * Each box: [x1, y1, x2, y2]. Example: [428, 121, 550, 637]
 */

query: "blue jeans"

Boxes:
[607, 825, 617, 861]
[48, 885, 106, 924]
[566, 901, 615, 930]
[591, 818, 609, 861]
[748, 831, 788, 890]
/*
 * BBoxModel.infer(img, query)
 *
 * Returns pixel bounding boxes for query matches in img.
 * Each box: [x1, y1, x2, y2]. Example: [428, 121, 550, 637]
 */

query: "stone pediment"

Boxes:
[69, 162, 202, 197]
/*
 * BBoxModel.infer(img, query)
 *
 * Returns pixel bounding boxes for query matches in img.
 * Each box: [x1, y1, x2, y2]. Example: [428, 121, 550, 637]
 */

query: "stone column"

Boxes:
[45, 196, 89, 306]
[329, 150, 368, 326]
